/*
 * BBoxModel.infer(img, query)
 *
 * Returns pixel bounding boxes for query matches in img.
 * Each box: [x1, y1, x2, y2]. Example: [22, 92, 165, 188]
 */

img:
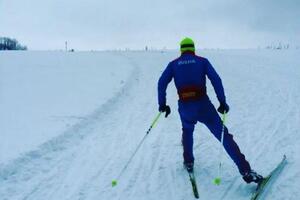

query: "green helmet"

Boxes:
[180, 37, 195, 53]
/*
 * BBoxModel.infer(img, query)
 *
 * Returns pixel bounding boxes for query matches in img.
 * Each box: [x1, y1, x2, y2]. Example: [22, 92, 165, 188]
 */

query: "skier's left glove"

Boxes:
[159, 105, 171, 118]
[217, 102, 229, 114]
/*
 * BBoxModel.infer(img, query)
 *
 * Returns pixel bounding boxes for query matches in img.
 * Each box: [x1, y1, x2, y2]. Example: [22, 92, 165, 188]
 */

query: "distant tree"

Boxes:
[0, 37, 27, 50]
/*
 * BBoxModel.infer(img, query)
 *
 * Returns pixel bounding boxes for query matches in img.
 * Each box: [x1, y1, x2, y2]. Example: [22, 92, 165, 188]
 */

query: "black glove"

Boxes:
[217, 102, 229, 114]
[159, 105, 171, 118]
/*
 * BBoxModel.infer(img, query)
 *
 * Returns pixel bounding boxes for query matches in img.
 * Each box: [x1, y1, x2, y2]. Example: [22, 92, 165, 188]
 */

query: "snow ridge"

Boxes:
[0, 53, 139, 200]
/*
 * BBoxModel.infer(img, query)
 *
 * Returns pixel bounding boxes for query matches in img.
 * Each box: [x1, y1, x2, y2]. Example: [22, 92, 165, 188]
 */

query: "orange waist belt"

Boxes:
[178, 86, 206, 101]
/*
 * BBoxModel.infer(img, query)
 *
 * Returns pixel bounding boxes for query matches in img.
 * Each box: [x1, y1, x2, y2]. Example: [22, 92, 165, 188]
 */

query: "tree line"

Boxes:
[0, 37, 27, 50]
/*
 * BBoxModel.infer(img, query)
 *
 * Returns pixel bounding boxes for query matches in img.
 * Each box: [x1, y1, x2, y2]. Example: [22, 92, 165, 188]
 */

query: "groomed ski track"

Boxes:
[0, 50, 299, 200]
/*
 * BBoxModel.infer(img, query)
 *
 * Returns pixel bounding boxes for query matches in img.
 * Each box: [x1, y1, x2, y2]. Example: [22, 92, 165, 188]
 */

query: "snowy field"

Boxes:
[0, 51, 134, 164]
[0, 50, 299, 200]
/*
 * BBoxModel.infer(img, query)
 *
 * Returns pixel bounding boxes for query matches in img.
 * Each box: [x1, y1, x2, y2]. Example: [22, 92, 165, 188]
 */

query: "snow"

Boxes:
[0, 51, 134, 164]
[0, 50, 299, 200]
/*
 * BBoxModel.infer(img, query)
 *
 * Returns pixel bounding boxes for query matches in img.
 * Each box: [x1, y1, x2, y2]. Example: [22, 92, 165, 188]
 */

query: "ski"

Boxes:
[188, 171, 199, 199]
[251, 155, 287, 200]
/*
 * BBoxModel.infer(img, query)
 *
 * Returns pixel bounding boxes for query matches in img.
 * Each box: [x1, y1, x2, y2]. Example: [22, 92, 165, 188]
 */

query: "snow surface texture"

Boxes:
[0, 51, 133, 164]
[0, 50, 299, 200]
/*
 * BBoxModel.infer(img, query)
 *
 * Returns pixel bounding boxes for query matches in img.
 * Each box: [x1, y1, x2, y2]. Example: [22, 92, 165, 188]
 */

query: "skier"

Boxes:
[157, 37, 263, 184]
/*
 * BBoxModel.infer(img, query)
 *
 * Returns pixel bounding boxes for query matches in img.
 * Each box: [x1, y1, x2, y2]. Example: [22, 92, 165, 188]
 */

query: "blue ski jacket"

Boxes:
[158, 52, 226, 106]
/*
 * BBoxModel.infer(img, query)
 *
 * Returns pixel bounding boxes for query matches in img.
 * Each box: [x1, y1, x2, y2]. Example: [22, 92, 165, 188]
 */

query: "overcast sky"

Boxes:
[0, 0, 299, 50]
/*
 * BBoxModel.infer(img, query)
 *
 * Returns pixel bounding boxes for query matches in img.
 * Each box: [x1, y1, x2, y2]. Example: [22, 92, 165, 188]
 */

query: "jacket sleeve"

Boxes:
[158, 63, 173, 106]
[205, 59, 226, 104]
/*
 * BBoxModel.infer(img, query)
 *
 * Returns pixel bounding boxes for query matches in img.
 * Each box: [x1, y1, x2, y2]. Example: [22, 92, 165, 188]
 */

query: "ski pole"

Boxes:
[111, 112, 162, 187]
[213, 113, 227, 185]
[146, 112, 162, 134]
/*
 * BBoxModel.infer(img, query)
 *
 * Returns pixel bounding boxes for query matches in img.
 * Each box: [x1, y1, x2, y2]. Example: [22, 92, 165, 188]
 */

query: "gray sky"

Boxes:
[0, 0, 299, 50]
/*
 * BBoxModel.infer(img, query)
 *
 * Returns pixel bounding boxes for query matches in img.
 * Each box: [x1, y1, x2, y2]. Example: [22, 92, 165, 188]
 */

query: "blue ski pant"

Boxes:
[178, 98, 251, 175]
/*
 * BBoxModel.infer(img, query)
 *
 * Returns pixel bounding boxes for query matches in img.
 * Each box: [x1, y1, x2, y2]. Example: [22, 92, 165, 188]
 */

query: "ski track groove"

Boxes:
[0, 53, 139, 200]
[73, 55, 144, 200]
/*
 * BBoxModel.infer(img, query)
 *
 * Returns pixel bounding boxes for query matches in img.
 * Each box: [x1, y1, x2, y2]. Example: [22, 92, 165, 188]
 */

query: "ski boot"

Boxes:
[243, 170, 263, 184]
[184, 162, 194, 173]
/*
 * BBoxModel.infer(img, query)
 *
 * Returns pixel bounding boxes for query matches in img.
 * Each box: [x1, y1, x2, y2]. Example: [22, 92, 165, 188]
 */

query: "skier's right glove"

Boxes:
[159, 105, 171, 118]
[217, 102, 229, 114]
